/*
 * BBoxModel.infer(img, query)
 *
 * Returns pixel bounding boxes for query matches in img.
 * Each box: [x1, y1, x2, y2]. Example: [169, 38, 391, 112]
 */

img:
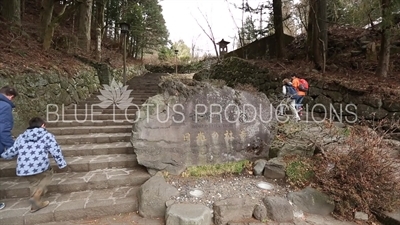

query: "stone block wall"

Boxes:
[0, 65, 100, 135]
[0, 63, 148, 135]
[269, 76, 400, 123]
[193, 57, 400, 124]
[113, 64, 148, 84]
[303, 78, 400, 122]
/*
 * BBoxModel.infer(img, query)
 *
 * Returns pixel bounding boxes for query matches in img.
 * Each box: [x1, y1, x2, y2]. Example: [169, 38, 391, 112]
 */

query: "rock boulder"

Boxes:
[138, 172, 179, 218]
[287, 187, 335, 216]
[165, 203, 213, 225]
[131, 79, 277, 175]
[213, 197, 257, 225]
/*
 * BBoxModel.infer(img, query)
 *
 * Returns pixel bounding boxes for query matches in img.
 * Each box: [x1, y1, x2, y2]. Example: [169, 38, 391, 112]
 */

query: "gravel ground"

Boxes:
[163, 173, 360, 225]
[42, 173, 361, 225]
[165, 172, 291, 208]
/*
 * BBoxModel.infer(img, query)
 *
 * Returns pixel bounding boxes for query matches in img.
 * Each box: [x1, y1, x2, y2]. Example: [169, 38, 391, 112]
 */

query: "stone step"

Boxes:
[81, 99, 151, 105]
[54, 133, 131, 145]
[47, 125, 132, 135]
[0, 154, 138, 177]
[85, 94, 156, 101]
[72, 101, 148, 109]
[50, 114, 135, 121]
[0, 186, 140, 225]
[92, 88, 158, 91]
[88, 92, 157, 96]
[60, 142, 133, 157]
[0, 167, 149, 199]
[374, 209, 400, 225]
[45, 120, 133, 128]
[63, 108, 137, 114]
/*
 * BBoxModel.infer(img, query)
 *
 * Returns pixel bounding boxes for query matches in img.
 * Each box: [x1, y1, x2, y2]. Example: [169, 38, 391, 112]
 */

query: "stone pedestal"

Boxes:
[166, 203, 213, 225]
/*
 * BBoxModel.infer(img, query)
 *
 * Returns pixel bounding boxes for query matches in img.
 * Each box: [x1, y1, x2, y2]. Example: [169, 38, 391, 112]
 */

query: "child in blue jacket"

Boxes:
[1, 117, 68, 213]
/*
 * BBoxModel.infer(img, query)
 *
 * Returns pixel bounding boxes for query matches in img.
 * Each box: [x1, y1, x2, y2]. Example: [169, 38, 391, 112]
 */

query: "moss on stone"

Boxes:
[193, 57, 271, 94]
[1, 66, 99, 135]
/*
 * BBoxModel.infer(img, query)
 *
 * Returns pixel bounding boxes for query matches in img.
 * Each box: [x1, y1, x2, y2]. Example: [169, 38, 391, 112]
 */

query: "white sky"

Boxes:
[160, 0, 267, 56]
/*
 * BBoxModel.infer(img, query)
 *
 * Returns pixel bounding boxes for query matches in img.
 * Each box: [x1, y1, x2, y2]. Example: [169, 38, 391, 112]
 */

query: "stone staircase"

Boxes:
[0, 73, 165, 225]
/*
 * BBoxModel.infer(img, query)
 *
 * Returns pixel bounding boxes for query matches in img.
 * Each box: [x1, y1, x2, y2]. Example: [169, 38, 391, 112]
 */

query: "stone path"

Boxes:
[0, 73, 166, 225]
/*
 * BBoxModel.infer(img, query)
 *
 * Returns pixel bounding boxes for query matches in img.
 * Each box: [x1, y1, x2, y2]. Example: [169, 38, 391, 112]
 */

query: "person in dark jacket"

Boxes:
[0, 85, 18, 210]
[1, 117, 67, 213]
[0, 85, 18, 155]
[280, 79, 300, 121]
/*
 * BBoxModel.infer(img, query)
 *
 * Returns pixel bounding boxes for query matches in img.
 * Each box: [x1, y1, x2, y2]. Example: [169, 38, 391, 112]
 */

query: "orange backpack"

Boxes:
[298, 79, 309, 92]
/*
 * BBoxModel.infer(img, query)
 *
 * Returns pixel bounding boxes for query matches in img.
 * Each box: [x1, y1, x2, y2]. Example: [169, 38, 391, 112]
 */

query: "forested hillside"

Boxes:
[0, 0, 400, 81]
[0, 0, 169, 75]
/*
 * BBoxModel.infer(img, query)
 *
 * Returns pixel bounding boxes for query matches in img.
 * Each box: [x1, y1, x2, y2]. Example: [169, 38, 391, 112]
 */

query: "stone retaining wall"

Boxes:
[0, 65, 99, 134]
[192, 57, 400, 124]
[267, 76, 400, 123]
[0, 63, 147, 135]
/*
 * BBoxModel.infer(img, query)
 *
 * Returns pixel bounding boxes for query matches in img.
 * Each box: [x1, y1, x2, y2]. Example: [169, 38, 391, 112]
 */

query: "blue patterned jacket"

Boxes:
[1, 127, 67, 176]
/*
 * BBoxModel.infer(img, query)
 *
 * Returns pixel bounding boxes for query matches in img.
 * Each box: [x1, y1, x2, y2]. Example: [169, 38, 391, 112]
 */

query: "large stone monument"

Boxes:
[131, 79, 277, 175]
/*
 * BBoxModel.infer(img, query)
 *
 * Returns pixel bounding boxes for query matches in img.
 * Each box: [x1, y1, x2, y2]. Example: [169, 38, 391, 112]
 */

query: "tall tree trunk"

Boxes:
[273, 0, 285, 58]
[40, 0, 54, 41]
[42, 2, 80, 50]
[376, 0, 392, 77]
[306, 0, 315, 60]
[129, 36, 134, 57]
[114, 1, 121, 43]
[95, 0, 106, 61]
[317, 0, 327, 72]
[43, 23, 56, 50]
[91, 0, 96, 39]
[103, 0, 112, 41]
[213, 42, 220, 59]
[114, 26, 118, 42]
[98, 0, 107, 36]
[95, 27, 102, 60]
[21, 0, 25, 21]
[240, 0, 245, 47]
[78, 0, 93, 52]
[1, 0, 21, 26]
[309, 0, 323, 70]
[74, 5, 80, 34]
[134, 37, 139, 59]
[72, 10, 76, 34]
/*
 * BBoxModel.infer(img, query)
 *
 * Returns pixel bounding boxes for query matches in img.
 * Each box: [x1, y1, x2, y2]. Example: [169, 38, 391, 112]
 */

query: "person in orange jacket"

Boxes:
[291, 74, 306, 114]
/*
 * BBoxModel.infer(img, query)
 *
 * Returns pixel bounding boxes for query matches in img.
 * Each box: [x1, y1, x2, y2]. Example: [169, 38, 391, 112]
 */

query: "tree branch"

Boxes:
[190, 8, 220, 58]
[224, 0, 244, 47]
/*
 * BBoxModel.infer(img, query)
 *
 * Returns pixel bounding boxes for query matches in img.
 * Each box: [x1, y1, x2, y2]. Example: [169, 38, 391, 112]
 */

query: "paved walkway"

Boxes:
[36, 212, 164, 225]
[0, 73, 165, 225]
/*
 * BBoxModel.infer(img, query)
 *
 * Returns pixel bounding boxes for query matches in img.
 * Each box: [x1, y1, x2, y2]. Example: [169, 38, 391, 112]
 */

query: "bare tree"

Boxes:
[191, 8, 219, 59]
[224, 0, 244, 47]
[191, 34, 201, 59]
[229, 35, 237, 50]
[294, 0, 309, 34]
